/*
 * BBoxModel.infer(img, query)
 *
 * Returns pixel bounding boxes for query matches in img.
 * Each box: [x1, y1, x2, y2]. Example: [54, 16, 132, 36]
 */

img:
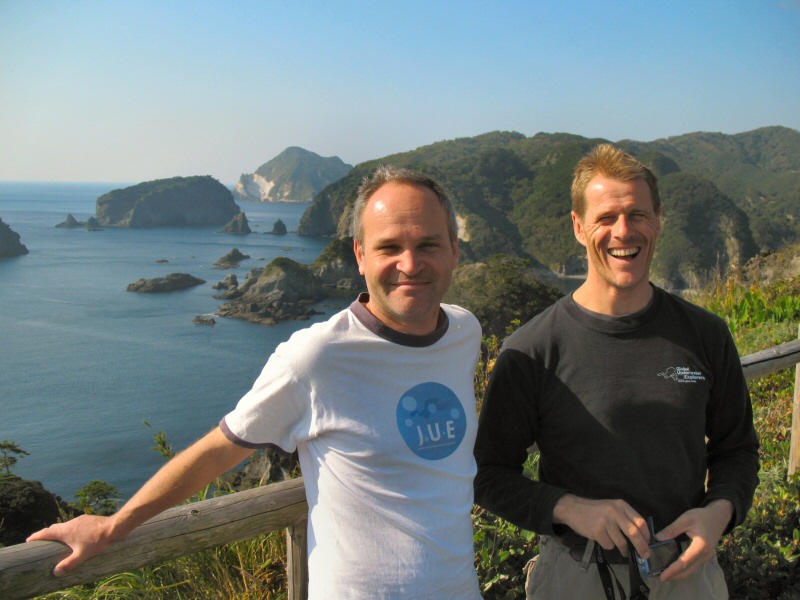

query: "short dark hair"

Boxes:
[351, 165, 458, 245]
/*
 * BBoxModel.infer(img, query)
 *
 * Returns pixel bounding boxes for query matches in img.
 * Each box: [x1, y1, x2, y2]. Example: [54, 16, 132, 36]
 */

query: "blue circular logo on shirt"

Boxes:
[396, 382, 467, 460]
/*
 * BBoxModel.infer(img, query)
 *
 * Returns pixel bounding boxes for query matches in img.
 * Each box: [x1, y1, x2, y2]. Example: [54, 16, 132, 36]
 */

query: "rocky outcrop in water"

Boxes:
[212, 273, 242, 299]
[0, 218, 29, 258]
[96, 176, 240, 228]
[220, 212, 251, 234]
[215, 238, 365, 325]
[213, 273, 239, 290]
[270, 219, 287, 235]
[216, 258, 326, 325]
[127, 273, 206, 293]
[55, 214, 85, 228]
[56, 214, 102, 231]
[214, 248, 250, 269]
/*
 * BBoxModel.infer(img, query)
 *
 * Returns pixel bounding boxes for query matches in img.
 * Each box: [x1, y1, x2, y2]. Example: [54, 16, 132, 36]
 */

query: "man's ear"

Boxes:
[452, 238, 459, 268]
[572, 211, 587, 247]
[353, 239, 366, 275]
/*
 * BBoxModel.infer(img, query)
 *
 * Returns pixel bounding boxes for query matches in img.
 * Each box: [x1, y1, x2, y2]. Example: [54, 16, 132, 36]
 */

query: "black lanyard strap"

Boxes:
[594, 542, 651, 600]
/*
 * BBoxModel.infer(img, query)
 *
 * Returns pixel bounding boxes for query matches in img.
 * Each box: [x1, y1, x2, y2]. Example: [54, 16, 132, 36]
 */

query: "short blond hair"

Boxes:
[571, 144, 660, 217]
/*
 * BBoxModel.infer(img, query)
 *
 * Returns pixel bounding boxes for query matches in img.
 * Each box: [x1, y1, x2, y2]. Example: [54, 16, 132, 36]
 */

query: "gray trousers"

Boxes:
[525, 535, 728, 600]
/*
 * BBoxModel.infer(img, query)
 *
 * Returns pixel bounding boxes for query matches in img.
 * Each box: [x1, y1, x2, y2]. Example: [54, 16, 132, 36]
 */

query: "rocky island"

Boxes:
[96, 176, 240, 228]
[214, 248, 250, 269]
[216, 238, 364, 325]
[216, 258, 327, 325]
[127, 273, 206, 293]
[269, 219, 287, 235]
[55, 214, 85, 228]
[234, 147, 352, 203]
[220, 212, 251, 234]
[0, 217, 29, 258]
[56, 214, 102, 231]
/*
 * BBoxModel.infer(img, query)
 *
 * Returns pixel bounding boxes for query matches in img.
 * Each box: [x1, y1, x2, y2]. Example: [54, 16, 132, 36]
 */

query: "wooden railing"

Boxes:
[2, 338, 799, 600]
[0, 478, 309, 600]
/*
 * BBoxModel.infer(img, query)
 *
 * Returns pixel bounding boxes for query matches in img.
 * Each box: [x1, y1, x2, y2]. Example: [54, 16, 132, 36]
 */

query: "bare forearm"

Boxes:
[109, 427, 252, 538]
[28, 427, 254, 575]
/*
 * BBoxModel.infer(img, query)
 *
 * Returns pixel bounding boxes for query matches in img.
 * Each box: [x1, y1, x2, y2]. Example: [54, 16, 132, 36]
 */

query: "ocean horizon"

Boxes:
[0, 181, 339, 501]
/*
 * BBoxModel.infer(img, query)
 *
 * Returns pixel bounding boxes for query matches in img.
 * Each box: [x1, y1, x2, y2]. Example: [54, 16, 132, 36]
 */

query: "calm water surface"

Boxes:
[0, 182, 340, 499]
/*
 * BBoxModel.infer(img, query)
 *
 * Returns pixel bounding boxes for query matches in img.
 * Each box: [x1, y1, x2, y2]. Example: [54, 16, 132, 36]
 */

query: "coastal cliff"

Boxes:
[0, 217, 29, 258]
[96, 176, 240, 227]
[234, 147, 352, 203]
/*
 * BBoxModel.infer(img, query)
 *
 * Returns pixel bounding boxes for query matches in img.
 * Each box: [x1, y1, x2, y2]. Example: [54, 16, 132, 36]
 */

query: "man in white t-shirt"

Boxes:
[29, 165, 484, 599]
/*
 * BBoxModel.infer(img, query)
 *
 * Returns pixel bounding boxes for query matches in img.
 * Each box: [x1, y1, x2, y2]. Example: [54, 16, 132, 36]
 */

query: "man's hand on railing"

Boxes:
[25, 426, 255, 577]
[3, 479, 308, 600]
[27, 514, 120, 576]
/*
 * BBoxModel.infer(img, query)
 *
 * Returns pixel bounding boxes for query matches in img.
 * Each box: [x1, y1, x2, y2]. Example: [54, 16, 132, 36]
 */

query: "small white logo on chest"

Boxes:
[657, 366, 706, 383]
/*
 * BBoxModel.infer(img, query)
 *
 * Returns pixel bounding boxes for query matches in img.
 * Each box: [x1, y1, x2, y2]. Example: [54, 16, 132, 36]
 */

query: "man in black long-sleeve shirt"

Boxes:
[474, 144, 759, 600]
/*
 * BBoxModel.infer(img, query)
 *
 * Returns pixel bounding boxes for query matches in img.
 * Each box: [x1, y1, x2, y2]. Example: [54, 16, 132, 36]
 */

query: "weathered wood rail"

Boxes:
[0, 478, 309, 600]
[2, 338, 799, 600]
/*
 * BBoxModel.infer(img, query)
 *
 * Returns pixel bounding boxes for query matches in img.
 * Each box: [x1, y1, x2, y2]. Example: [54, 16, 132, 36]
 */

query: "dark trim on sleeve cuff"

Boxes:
[219, 418, 295, 457]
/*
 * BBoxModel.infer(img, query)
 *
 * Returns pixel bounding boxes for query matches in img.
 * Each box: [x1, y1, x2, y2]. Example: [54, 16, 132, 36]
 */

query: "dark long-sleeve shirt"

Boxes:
[474, 287, 759, 536]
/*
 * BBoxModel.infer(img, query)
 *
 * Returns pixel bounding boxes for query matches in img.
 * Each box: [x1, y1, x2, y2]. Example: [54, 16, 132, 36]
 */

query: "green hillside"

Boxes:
[621, 126, 800, 250]
[298, 127, 800, 290]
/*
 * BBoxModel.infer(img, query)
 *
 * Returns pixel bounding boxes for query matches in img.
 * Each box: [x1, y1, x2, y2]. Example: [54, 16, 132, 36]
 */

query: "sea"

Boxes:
[0, 181, 339, 501]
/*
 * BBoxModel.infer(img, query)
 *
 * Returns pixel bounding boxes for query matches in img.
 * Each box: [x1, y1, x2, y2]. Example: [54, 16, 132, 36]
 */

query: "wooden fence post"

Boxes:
[790, 324, 800, 478]
[287, 518, 309, 600]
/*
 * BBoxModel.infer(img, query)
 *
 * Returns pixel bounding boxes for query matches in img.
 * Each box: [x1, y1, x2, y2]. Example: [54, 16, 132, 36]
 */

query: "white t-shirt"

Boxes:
[221, 297, 482, 599]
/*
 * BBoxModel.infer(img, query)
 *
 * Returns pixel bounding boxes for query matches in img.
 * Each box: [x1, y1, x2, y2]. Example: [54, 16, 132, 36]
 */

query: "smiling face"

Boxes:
[572, 174, 661, 314]
[354, 181, 459, 335]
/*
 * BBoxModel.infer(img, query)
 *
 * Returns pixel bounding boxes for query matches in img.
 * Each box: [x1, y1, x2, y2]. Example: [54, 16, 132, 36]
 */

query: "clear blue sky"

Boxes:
[1, 0, 799, 185]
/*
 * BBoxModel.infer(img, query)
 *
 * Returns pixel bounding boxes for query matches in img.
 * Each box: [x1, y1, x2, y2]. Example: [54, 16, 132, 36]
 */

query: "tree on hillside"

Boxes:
[445, 255, 563, 338]
[0, 476, 63, 546]
[0, 440, 29, 475]
[76, 480, 122, 515]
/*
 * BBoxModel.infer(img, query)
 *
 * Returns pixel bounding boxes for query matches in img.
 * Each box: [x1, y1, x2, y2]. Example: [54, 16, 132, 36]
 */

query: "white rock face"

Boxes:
[456, 214, 470, 241]
[235, 174, 275, 202]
